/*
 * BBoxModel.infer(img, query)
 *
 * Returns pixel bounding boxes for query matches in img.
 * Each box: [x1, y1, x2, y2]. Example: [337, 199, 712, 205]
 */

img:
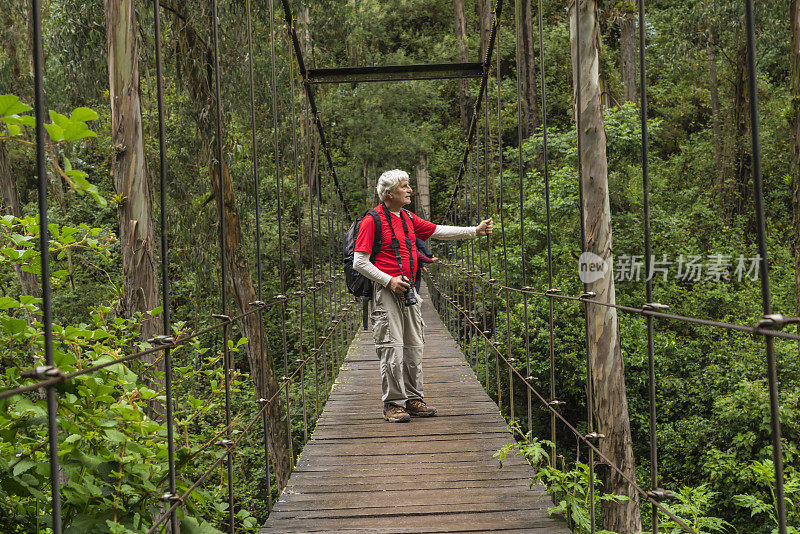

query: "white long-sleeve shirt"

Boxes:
[353, 218, 477, 287]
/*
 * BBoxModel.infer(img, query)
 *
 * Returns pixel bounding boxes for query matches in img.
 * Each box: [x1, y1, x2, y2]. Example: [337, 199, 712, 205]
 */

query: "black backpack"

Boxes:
[343, 209, 382, 297]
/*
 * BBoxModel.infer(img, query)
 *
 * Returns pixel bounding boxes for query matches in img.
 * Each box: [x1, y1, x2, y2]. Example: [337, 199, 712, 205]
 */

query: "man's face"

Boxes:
[390, 179, 413, 206]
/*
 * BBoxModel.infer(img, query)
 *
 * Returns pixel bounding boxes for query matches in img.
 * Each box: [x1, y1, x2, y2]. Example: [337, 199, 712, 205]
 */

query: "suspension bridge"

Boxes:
[3, 0, 794, 532]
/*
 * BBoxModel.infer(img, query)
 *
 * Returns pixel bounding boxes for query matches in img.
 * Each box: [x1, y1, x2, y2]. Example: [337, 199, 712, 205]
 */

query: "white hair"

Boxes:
[376, 169, 409, 201]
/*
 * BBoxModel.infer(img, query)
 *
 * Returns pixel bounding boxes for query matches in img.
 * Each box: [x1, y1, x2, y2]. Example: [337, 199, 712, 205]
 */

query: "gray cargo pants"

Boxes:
[372, 283, 425, 407]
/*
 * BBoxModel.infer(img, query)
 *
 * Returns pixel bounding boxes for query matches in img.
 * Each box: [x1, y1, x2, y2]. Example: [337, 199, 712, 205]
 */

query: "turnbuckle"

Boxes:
[757, 313, 800, 330]
[646, 488, 675, 501]
[21, 365, 64, 380]
[148, 335, 174, 346]
[641, 302, 669, 313]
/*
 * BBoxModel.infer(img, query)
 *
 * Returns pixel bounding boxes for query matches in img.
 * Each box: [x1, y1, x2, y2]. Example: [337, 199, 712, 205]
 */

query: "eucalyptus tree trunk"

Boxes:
[569, 1, 642, 532]
[791, 0, 800, 353]
[519, 0, 539, 137]
[169, 3, 292, 490]
[477, 0, 491, 63]
[415, 154, 431, 219]
[105, 0, 161, 346]
[454, 0, 471, 133]
[0, 142, 40, 298]
[298, 5, 317, 195]
[619, 0, 637, 104]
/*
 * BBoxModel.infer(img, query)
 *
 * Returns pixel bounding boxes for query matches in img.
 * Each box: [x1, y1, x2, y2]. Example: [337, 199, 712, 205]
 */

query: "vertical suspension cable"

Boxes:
[289, 51, 308, 443]
[478, 107, 488, 389]
[468, 152, 477, 371]
[484, 93, 492, 395]
[326, 164, 336, 377]
[268, 0, 293, 467]
[537, 0, 557, 464]
[209, 0, 234, 530]
[31, 0, 61, 531]
[245, 0, 274, 509]
[743, 1, 787, 532]
[308, 128, 322, 410]
[637, 1, 659, 532]
[514, 0, 529, 427]
[496, 22, 508, 414]
[304, 99, 320, 417]
[315, 163, 328, 391]
[152, 1, 177, 530]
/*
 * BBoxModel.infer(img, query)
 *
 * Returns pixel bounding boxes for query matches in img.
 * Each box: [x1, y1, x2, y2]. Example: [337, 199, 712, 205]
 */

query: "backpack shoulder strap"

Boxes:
[367, 209, 381, 260]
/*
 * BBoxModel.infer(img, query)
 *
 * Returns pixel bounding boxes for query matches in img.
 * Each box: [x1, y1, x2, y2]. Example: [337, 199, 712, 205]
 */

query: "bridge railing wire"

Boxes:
[7, 0, 359, 532]
[429, 0, 790, 533]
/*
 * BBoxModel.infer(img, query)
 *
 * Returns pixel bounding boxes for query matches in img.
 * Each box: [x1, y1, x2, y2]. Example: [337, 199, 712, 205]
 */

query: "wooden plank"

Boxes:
[260, 284, 571, 533]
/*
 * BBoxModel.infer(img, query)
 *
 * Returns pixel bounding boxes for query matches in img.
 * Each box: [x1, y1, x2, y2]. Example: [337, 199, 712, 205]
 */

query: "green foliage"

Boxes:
[0, 94, 105, 206]
[496, 426, 626, 533]
[655, 485, 732, 534]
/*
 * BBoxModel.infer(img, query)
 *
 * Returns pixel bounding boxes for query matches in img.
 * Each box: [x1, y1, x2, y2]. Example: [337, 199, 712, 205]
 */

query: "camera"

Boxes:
[401, 277, 418, 306]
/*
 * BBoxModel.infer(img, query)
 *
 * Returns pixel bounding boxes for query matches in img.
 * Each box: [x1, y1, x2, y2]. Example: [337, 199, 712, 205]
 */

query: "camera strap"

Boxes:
[381, 202, 415, 285]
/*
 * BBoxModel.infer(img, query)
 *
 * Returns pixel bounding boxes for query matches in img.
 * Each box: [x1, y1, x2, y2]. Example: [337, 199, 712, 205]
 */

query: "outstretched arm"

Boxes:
[430, 218, 494, 240]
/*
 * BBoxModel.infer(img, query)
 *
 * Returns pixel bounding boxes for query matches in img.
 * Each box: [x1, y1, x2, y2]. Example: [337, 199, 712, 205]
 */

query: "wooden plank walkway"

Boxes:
[260, 285, 571, 533]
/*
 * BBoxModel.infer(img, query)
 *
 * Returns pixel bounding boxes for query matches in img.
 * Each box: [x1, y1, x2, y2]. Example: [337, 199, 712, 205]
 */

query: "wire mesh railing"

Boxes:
[429, 0, 792, 533]
[3, 0, 357, 532]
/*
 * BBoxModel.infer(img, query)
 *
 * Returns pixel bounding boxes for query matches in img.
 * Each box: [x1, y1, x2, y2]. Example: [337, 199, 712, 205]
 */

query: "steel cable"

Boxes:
[152, 0, 177, 529]
[743, 1, 787, 531]
[429, 276, 696, 533]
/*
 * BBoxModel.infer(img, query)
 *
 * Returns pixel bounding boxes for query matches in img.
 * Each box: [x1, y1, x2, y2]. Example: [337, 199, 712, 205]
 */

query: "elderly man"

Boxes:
[353, 169, 493, 422]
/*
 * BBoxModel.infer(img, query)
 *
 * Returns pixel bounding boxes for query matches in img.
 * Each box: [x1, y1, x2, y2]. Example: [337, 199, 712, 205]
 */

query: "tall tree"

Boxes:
[477, 0, 492, 63]
[519, 0, 540, 137]
[454, 0, 471, 133]
[298, 5, 318, 195]
[168, 2, 292, 490]
[415, 154, 431, 219]
[105, 0, 161, 345]
[570, 0, 642, 532]
[618, 0, 637, 104]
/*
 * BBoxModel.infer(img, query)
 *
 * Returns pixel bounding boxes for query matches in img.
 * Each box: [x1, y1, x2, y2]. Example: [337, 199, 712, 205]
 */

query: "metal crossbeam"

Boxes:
[307, 62, 484, 84]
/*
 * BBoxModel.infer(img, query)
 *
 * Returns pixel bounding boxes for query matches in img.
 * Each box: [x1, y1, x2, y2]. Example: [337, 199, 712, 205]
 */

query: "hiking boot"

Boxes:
[383, 403, 411, 423]
[406, 399, 437, 417]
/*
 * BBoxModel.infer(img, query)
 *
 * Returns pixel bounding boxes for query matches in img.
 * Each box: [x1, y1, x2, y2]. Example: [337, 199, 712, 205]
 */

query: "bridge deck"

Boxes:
[260, 287, 571, 533]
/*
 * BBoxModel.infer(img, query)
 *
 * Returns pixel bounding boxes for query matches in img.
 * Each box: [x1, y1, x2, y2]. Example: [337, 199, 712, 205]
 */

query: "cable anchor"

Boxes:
[647, 488, 675, 501]
[757, 313, 800, 330]
[148, 335, 174, 346]
[21, 365, 64, 380]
